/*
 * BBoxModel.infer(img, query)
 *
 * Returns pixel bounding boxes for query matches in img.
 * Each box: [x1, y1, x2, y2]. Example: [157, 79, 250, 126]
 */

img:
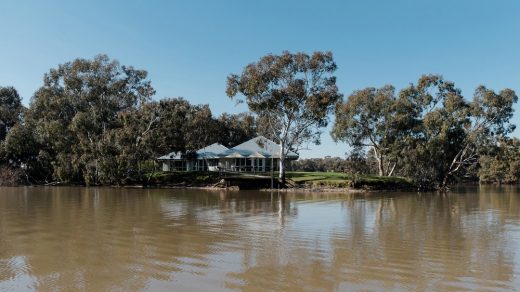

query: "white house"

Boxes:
[157, 136, 299, 172]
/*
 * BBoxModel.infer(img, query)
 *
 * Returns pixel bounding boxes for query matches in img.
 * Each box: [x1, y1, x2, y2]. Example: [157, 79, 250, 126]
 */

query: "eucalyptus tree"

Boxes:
[226, 51, 342, 183]
[1, 120, 45, 181]
[0, 87, 31, 183]
[0, 86, 23, 142]
[333, 74, 517, 189]
[332, 85, 412, 176]
[395, 75, 469, 187]
[391, 75, 517, 189]
[478, 138, 520, 184]
[445, 85, 518, 186]
[27, 54, 155, 184]
[217, 112, 257, 148]
[144, 97, 194, 157]
[183, 104, 220, 152]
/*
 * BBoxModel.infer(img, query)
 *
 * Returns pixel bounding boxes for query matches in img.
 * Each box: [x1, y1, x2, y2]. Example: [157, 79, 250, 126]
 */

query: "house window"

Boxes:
[234, 158, 246, 166]
[197, 159, 208, 171]
[173, 160, 186, 171]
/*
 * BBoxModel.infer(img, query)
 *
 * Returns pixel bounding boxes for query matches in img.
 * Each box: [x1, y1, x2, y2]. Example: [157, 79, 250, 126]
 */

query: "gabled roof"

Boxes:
[196, 143, 229, 158]
[157, 143, 229, 160]
[158, 151, 182, 160]
[231, 136, 299, 159]
[157, 137, 299, 160]
[249, 151, 267, 158]
[222, 151, 246, 158]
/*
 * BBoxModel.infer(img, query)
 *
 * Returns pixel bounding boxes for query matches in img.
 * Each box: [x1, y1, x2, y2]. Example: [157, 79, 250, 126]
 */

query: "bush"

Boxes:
[0, 166, 24, 186]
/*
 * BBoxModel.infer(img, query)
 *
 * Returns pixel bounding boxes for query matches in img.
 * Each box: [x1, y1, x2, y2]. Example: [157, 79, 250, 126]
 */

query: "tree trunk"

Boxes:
[279, 160, 286, 185]
[440, 176, 449, 191]
[388, 161, 396, 176]
[373, 146, 384, 176]
[278, 143, 286, 185]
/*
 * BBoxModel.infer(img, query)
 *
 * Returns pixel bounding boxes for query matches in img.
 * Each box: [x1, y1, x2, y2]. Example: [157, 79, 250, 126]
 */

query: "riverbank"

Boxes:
[285, 171, 415, 190]
[1, 171, 417, 192]
[145, 171, 417, 192]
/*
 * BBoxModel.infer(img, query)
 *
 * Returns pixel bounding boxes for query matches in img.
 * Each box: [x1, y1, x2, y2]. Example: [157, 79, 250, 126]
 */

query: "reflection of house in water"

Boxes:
[157, 136, 298, 172]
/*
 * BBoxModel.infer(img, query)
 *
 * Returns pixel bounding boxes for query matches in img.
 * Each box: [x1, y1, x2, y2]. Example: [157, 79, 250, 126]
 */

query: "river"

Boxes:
[1, 186, 519, 291]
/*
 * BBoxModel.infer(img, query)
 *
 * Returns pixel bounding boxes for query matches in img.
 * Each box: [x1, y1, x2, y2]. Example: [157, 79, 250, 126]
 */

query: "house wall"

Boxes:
[223, 157, 280, 172]
[161, 157, 289, 172]
[161, 160, 188, 171]
[219, 159, 233, 171]
[162, 162, 170, 172]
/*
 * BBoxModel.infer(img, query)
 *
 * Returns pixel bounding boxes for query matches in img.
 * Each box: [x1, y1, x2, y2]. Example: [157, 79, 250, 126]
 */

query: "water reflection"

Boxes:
[0, 186, 519, 291]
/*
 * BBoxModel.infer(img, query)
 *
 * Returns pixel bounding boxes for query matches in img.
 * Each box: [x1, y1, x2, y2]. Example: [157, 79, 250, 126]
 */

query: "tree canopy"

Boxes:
[23, 54, 155, 184]
[0, 86, 23, 142]
[0, 55, 260, 185]
[332, 85, 412, 176]
[333, 74, 518, 189]
[0, 53, 518, 190]
[479, 138, 520, 184]
[226, 51, 342, 182]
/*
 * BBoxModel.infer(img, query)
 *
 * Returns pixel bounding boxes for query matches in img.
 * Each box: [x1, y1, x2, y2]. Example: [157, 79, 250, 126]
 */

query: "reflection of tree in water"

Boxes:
[0, 187, 299, 291]
[0, 187, 519, 290]
[326, 191, 518, 290]
[223, 190, 520, 291]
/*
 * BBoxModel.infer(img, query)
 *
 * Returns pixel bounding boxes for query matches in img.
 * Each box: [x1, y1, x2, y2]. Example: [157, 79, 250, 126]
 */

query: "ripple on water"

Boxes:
[2, 187, 520, 291]
[0, 256, 37, 291]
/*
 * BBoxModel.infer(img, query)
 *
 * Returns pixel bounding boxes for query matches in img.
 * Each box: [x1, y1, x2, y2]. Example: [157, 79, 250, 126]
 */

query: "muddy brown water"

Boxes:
[1, 186, 520, 291]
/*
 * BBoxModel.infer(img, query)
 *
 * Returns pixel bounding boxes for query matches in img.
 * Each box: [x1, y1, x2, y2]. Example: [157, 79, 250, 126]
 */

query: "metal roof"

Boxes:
[157, 143, 228, 160]
[196, 143, 229, 158]
[231, 136, 299, 159]
[157, 151, 182, 160]
[157, 137, 299, 160]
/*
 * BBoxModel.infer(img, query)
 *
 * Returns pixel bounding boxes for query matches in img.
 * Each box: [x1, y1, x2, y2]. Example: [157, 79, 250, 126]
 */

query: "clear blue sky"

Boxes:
[1, 0, 519, 158]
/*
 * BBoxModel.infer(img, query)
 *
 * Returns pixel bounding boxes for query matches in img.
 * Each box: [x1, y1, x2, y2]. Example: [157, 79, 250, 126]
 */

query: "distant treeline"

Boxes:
[0, 53, 519, 189]
[290, 155, 375, 174]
